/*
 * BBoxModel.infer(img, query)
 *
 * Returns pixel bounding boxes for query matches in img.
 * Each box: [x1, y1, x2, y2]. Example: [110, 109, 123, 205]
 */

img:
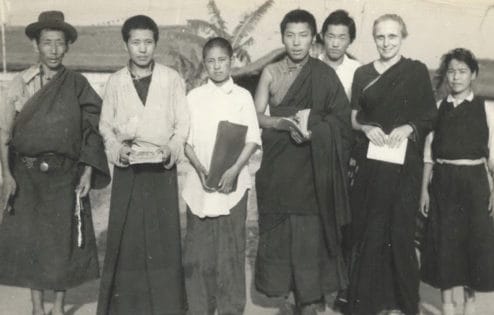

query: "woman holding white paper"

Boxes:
[347, 14, 437, 315]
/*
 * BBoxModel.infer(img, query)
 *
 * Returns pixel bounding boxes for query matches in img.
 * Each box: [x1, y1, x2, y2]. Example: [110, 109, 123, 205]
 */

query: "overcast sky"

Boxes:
[2, 0, 493, 68]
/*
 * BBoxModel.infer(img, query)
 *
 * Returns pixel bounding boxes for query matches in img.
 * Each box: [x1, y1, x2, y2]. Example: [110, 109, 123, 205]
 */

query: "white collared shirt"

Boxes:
[319, 54, 361, 101]
[182, 78, 261, 218]
[423, 92, 494, 165]
[1, 65, 45, 138]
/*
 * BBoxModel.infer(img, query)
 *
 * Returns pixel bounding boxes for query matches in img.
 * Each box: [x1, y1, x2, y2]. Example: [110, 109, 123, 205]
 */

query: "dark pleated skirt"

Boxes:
[348, 155, 421, 315]
[0, 157, 99, 290]
[96, 164, 186, 315]
[421, 163, 494, 291]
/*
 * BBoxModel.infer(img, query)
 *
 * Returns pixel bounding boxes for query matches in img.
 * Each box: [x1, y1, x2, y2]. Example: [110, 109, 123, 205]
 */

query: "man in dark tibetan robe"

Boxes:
[0, 10, 110, 315]
[254, 9, 352, 315]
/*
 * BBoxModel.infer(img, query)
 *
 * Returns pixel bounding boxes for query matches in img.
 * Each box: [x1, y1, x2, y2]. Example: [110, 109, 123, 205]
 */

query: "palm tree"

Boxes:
[186, 0, 275, 65]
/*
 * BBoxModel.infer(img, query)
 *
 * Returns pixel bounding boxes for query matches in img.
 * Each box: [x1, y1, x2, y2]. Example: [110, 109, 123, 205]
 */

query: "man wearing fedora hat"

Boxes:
[0, 10, 110, 315]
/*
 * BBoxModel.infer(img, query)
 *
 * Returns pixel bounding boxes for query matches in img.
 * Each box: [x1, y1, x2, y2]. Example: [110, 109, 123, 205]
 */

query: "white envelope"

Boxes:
[367, 139, 408, 165]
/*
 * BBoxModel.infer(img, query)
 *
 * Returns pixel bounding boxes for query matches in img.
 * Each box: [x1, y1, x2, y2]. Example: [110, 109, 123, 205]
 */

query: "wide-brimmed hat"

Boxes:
[25, 11, 78, 43]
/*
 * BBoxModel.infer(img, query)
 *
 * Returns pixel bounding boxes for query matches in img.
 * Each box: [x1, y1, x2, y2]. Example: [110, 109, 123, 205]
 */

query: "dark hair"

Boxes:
[34, 28, 70, 45]
[202, 37, 233, 59]
[321, 10, 356, 43]
[435, 48, 479, 89]
[373, 13, 408, 38]
[121, 15, 159, 43]
[280, 9, 317, 37]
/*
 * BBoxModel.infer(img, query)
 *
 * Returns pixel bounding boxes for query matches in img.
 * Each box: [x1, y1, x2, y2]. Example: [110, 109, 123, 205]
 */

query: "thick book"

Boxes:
[128, 146, 164, 165]
[205, 121, 248, 190]
[277, 108, 311, 139]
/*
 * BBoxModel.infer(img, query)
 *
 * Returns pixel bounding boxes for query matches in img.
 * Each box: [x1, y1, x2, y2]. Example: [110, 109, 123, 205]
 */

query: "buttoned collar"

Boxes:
[207, 77, 234, 94]
[447, 91, 474, 107]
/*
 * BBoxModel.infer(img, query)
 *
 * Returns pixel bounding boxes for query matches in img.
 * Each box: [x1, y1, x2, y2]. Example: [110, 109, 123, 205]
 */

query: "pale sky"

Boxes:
[2, 0, 494, 68]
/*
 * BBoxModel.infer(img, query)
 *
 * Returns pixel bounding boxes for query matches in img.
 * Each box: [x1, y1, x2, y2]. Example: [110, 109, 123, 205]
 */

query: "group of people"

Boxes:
[0, 6, 493, 315]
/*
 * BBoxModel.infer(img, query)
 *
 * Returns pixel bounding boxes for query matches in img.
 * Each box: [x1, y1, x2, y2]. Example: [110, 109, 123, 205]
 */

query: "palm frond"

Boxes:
[231, 0, 274, 49]
[207, 0, 228, 33]
[186, 19, 226, 38]
[232, 47, 286, 78]
[233, 48, 252, 64]
[237, 37, 254, 49]
[480, 5, 494, 29]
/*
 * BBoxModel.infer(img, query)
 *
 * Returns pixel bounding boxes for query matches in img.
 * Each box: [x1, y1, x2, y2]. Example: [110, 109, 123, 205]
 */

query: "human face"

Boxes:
[446, 59, 476, 97]
[126, 29, 156, 68]
[323, 24, 351, 62]
[35, 29, 68, 71]
[204, 46, 232, 85]
[282, 22, 314, 63]
[373, 19, 403, 61]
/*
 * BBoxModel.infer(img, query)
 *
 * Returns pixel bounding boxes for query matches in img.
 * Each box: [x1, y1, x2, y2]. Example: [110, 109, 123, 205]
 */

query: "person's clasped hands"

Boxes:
[362, 124, 413, 148]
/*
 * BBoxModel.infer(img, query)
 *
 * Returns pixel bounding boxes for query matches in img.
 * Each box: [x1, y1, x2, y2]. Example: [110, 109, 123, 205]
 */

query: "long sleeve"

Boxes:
[99, 76, 127, 167]
[407, 62, 437, 145]
[164, 74, 190, 169]
[76, 75, 111, 189]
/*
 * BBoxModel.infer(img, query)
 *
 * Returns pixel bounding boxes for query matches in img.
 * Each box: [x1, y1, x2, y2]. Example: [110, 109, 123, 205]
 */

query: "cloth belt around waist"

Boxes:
[435, 158, 486, 166]
[13, 151, 76, 173]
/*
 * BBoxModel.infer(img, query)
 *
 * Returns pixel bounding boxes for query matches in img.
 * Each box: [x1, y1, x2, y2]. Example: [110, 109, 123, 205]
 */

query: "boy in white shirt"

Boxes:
[182, 37, 261, 315]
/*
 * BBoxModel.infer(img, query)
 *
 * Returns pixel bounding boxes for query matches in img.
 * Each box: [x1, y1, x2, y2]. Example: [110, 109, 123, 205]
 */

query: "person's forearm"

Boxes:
[351, 110, 366, 131]
[421, 162, 434, 193]
[231, 142, 258, 172]
[257, 113, 280, 129]
[184, 144, 204, 172]
[81, 165, 93, 177]
[0, 133, 12, 178]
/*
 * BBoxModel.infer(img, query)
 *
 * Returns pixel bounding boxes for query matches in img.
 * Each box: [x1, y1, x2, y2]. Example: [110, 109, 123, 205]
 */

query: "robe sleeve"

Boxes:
[76, 75, 111, 189]
[164, 74, 190, 169]
[99, 76, 128, 168]
[406, 62, 437, 146]
[308, 64, 352, 261]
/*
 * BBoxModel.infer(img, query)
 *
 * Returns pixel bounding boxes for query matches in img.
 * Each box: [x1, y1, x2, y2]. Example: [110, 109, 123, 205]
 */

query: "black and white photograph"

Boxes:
[0, 0, 493, 314]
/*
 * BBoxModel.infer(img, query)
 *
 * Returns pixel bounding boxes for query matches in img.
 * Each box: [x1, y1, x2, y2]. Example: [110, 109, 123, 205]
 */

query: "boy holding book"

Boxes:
[182, 37, 261, 315]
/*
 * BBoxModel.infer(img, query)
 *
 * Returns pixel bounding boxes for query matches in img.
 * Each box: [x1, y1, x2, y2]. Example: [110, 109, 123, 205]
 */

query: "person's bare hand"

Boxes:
[75, 166, 92, 198]
[388, 125, 413, 148]
[218, 165, 240, 194]
[289, 128, 307, 144]
[119, 145, 132, 166]
[195, 163, 215, 192]
[161, 145, 172, 167]
[489, 189, 494, 215]
[362, 125, 387, 146]
[1, 174, 16, 221]
[419, 188, 430, 217]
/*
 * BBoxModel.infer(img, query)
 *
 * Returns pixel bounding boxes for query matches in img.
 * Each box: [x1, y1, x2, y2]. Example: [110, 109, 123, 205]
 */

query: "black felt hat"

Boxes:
[25, 11, 78, 43]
